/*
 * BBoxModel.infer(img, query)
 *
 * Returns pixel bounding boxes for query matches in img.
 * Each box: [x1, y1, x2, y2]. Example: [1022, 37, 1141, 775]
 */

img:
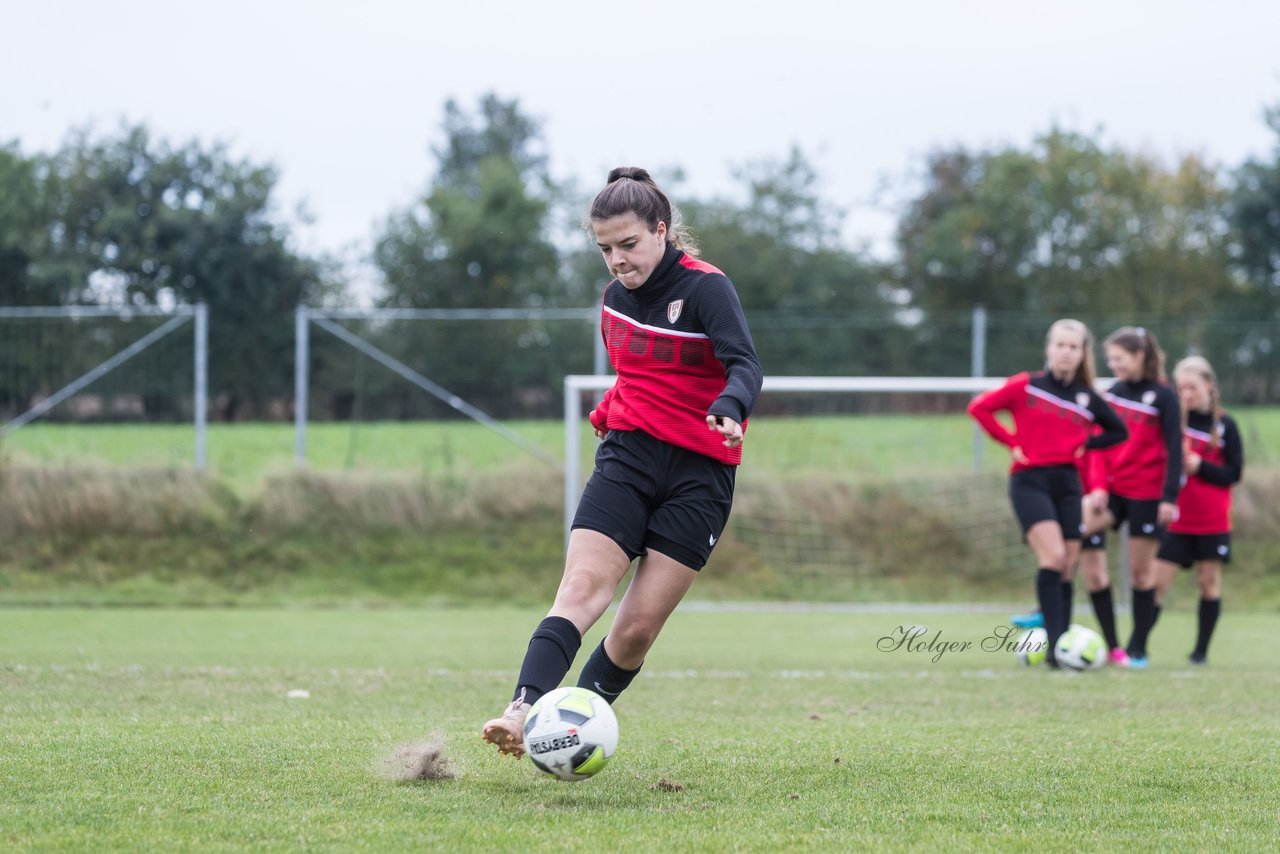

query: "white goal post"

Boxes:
[562, 374, 1008, 547]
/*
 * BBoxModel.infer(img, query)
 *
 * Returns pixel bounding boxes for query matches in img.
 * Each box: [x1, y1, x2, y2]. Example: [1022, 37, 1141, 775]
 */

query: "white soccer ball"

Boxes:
[1016, 627, 1049, 667]
[1055, 624, 1108, 671]
[523, 686, 619, 782]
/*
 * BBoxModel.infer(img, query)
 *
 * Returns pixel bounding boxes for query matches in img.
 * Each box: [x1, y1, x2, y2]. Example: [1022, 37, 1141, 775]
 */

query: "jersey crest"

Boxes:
[667, 299, 684, 324]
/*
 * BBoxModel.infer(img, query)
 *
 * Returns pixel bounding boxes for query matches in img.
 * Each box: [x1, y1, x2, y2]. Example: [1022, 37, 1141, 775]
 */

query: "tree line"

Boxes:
[2, 95, 1278, 419]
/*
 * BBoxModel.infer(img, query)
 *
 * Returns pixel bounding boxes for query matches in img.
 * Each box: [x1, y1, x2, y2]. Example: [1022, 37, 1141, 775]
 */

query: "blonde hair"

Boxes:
[587, 166, 700, 256]
[1174, 355, 1223, 450]
[1046, 318, 1097, 387]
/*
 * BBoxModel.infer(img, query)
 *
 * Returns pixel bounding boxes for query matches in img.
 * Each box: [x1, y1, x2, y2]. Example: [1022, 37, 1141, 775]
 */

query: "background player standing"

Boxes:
[968, 319, 1127, 667]
[1080, 327, 1182, 668]
[1152, 356, 1244, 666]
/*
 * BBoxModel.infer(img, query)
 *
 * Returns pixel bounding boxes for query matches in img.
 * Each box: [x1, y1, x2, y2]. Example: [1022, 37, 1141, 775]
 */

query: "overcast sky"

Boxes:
[5, 0, 1279, 278]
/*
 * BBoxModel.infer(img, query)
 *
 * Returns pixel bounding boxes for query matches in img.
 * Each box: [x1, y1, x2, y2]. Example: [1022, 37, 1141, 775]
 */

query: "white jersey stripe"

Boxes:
[1026, 384, 1095, 421]
[1106, 394, 1160, 417]
[602, 304, 709, 339]
[1184, 427, 1214, 443]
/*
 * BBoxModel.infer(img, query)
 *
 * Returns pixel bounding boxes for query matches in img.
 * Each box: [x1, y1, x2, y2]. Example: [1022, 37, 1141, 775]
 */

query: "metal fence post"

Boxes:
[971, 304, 988, 472]
[564, 378, 582, 549]
[194, 303, 208, 471]
[295, 304, 309, 469]
[592, 318, 606, 376]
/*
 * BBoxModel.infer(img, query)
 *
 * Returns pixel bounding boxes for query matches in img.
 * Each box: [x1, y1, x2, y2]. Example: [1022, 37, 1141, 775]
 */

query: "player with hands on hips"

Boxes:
[968, 319, 1127, 668]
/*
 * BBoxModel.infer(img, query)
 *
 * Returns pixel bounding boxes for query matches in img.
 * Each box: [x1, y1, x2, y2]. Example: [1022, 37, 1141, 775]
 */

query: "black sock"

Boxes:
[1037, 568, 1066, 665]
[513, 616, 582, 706]
[577, 637, 642, 705]
[1090, 586, 1120, 650]
[1061, 580, 1074, 628]
[1127, 588, 1156, 658]
[1194, 598, 1221, 658]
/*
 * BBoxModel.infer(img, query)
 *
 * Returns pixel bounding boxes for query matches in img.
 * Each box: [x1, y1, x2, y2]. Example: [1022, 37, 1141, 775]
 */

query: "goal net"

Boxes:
[565, 375, 1028, 601]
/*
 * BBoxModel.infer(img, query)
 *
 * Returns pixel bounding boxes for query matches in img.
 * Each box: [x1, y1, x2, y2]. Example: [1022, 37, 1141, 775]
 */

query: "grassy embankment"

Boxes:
[2, 413, 1277, 606]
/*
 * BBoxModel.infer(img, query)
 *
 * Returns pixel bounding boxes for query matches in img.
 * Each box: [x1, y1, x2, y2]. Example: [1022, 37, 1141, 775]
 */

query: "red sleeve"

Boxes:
[589, 384, 617, 431]
[1080, 448, 1108, 492]
[967, 373, 1026, 448]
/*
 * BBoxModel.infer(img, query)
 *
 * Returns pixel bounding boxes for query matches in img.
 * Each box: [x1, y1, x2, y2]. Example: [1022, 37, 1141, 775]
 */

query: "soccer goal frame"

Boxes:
[562, 374, 1006, 547]
[564, 372, 1135, 605]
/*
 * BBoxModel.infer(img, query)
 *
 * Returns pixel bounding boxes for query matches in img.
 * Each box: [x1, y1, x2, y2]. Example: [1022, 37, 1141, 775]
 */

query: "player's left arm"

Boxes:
[1085, 392, 1128, 450]
[1194, 416, 1245, 486]
[1158, 386, 1184, 503]
[696, 274, 763, 429]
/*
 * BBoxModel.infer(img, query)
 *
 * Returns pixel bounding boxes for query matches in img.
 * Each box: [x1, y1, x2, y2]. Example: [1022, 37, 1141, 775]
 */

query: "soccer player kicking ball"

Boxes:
[969, 320, 1127, 668]
[1152, 356, 1243, 666]
[481, 167, 763, 758]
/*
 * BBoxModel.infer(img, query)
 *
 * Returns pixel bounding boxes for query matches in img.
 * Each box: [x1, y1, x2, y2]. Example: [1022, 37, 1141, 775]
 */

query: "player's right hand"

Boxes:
[1012, 446, 1029, 465]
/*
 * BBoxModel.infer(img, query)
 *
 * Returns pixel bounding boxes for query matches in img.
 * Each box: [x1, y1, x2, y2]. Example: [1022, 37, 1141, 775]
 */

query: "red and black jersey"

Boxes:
[1170, 410, 1244, 535]
[1094, 379, 1182, 502]
[968, 371, 1127, 472]
[589, 243, 763, 465]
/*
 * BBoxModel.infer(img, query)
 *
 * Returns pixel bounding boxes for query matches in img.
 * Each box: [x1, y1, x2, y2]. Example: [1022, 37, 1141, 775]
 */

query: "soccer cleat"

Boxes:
[1108, 647, 1131, 668]
[1188, 652, 1207, 666]
[1127, 655, 1149, 669]
[481, 695, 532, 759]
[1011, 610, 1045, 629]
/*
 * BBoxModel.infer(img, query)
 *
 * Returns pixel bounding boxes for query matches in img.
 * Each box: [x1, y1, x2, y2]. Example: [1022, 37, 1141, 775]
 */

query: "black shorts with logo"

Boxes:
[1008, 465, 1083, 540]
[571, 428, 735, 570]
[1157, 532, 1232, 568]
[1082, 494, 1163, 550]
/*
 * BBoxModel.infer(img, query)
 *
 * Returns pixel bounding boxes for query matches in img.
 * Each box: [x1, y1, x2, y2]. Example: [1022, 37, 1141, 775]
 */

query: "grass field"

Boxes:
[3, 606, 1278, 851]
[6, 408, 1276, 495]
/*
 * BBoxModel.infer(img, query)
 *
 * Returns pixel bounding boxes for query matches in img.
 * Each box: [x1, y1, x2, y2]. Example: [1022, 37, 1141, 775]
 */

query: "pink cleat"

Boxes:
[482, 693, 531, 759]
[1108, 647, 1131, 668]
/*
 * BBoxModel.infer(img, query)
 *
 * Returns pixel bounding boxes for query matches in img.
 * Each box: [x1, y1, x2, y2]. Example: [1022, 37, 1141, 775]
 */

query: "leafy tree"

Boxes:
[32, 123, 333, 419]
[0, 143, 52, 305]
[893, 128, 1241, 373]
[1230, 104, 1280, 307]
[374, 95, 560, 309]
[896, 129, 1236, 316]
[363, 95, 581, 417]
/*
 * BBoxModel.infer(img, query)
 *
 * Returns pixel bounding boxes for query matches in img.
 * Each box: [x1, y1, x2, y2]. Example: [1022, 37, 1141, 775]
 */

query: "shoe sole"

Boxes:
[482, 721, 526, 759]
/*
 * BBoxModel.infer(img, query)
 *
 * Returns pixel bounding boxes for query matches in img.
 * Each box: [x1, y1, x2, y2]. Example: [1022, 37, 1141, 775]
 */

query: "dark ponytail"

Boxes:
[587, 167, 699, 256]
[1105, 326, 1166, 383]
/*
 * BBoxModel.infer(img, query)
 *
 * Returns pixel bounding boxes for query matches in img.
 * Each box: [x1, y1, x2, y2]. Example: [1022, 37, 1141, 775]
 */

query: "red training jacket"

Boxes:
[1093, 379, 1183, 502]
[1170, 410, 1244, 535]
[590, 244, 763, 465]
[968, 371, 1127, 473]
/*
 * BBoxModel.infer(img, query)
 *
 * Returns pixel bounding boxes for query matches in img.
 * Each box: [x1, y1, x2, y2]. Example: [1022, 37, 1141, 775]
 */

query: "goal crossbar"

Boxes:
[562, 375, 1009, 546]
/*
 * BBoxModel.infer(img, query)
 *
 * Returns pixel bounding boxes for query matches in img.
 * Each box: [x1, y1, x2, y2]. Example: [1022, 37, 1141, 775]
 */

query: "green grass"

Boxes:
[7, 407, 1275, 495]
[2, 606, 1277, 852]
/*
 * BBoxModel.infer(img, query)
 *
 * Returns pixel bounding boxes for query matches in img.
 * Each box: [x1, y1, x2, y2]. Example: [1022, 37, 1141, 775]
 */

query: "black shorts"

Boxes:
[1082, 494, 1163, 550]
[1157, 532, 1232, 568]
[571, 428, 735, 571]
[1008, 465, 1083, 539]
